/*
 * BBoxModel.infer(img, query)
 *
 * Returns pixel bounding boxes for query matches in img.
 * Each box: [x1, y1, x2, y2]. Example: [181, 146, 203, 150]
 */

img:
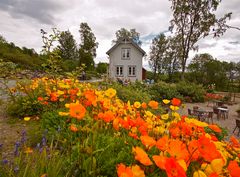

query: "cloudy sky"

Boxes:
[0, 0, 239, 69]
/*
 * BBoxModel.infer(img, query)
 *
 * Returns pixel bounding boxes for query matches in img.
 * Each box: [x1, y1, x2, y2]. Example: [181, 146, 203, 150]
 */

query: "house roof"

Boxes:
[106, 37, 146, 56]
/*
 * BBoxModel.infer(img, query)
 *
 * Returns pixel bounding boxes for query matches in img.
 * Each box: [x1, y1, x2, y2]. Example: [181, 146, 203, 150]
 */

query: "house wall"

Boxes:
[109, 43, 143, 82]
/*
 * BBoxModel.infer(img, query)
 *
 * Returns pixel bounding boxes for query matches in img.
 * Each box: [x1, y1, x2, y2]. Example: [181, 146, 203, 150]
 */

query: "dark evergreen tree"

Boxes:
[58, 30, 78, 60]
[79, 22, 98, 70]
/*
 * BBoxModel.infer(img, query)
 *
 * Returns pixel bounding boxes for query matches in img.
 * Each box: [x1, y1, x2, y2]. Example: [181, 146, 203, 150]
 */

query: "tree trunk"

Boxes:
[181, 62, 186, 81]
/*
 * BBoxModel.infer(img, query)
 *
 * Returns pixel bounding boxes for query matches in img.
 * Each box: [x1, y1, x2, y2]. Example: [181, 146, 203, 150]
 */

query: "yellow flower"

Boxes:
[172, 112, 181, 120]
[105, 88, 116, 98]
[161, 114, 169, 120]
[57, 90, 64, 95]
[193, 170, 207, 177]
[170, 105, 179, 111]
[177, 159, 187, 171]
[134, 101, 141, 109]
[210, 158, 224, 174]
[162, 99, 170, 104]
[145, 111, 154, 118]
[59, 112, 69, 116]
[24, 117, 31, 121]
[185, 118, 208, 127]
[201, 163, 214, 176]
[65, 104, 70, 108]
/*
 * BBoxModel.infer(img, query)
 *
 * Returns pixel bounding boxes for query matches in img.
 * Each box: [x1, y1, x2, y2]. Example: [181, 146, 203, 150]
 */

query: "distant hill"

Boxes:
[0, 39, 43, 69]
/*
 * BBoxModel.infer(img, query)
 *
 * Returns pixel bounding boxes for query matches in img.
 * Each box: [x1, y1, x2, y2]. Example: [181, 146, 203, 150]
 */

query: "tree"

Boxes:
[0, 35, 7, 44]
[96, 62, 108, 74]
[187, 53, 228, 89]
[58, 30, 78, 60]
[148, 34, 180, 81]
[162, 36, 181, 81]
[79, 22, 98, 70]
[113, 28, 142, 46]
[148, 33, 168, 79]
[169, 0, 231, 80]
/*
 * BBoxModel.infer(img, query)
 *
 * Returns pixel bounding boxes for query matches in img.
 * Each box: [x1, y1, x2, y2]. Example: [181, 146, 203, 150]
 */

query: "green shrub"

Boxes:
[40, 109, 69, 135]
[111, 82, 152, 103]
[149, 81, 182, 102]
[176, 82, 205, 102]
[62, 60, 78, 71]
[7, 96, 43, 118]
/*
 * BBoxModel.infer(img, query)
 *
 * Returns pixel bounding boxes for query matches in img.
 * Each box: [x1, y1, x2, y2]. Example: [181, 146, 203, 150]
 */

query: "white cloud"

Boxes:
[0, 0, 239, 68]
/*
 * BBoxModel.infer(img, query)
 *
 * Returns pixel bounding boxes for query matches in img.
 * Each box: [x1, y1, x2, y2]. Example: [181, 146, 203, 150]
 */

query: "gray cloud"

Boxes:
[0, 0, 66, 24]
[0, 0, 239, 64]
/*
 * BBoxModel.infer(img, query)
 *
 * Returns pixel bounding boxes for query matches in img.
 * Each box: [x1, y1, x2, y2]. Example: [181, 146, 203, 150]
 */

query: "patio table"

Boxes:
[217, 107, 229, 120]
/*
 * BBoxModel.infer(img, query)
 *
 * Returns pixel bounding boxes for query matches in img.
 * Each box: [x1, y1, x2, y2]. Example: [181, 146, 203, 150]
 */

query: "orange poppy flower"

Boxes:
[156, 135, 169, 151]
[165, 157, 186, 177]
[84, 90, 96, 101]
[166, 139, 189, 161]
[102, 110, 115, 123]
[38, 97, 44, 101]
[141, 102, 147, 109]
[148, 100, 158, 109]
[132, 147, 153, 166]
[198, 136, 222, 162]
[113, 118, 120, 130]
[228, 160, 240, 177]
[50, 92, 58, 102]
[131, 165, 145, 177]
[117, 163, 133, 177]
[187, 140, 200, 161]
[171, 98, 181, 106]
[208, 124, 222, 133]
[208, 172, 218, 177]
[70, 124, 78, 132]
[69, 103, 86, 120]
[140, 135, 156, 149]
[230, 136, 240, 148]
[153, 155, 167, 170]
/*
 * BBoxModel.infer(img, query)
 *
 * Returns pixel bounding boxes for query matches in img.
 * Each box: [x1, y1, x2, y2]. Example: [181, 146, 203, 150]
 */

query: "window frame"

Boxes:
[128, 65, 136, 77]
[121, 48, 131, 60]
[116, 65, 124, 77]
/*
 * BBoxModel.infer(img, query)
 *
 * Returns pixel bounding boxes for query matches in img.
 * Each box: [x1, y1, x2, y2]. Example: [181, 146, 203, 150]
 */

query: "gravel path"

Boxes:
[181, 98, 240, 138]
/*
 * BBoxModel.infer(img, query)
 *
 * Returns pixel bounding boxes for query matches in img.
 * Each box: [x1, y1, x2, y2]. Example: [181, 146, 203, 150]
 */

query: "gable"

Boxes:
[106, 37, 146, 56]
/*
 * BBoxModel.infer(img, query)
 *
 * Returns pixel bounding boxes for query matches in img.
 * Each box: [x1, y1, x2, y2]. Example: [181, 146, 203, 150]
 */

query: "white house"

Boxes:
[106, 37, 146, 82]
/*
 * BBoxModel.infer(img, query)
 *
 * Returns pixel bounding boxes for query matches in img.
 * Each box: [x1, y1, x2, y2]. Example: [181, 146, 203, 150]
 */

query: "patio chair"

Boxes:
[205, 111, 213, 124]
[188, 109, 192, 116]
[233, 119, 240, 136]
[213, 106, 220, 120]
[193, 106, 199, 116]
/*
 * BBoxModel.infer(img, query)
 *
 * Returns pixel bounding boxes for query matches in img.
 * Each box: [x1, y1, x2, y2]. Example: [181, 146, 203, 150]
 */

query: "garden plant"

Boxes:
[0, 77, 240, 177]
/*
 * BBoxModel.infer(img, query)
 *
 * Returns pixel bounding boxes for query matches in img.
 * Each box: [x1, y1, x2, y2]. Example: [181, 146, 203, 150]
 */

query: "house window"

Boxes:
[128, 66, 136, 76]
[116, 66, 123, 76]
[122, 48, 130, 59]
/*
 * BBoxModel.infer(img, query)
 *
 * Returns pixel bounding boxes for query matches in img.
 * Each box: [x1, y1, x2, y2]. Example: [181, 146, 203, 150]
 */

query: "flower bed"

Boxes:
[1, 77, 240, 177]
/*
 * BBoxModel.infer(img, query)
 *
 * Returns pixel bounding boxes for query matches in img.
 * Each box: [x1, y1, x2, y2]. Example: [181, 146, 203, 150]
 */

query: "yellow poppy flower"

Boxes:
[24, 117, 31, 121]
[170, 105, 179, 111]
[162, 99, 170, 104]
[134, 101, 141, 109]
[161, 114, 169, 120]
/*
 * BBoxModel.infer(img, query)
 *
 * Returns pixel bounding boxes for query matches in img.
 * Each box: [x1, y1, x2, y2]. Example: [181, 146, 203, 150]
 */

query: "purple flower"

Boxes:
[14, 141, 20, 156]
[14, 166, 19, 173]
[20, 130, 27, 144]
[2, 159, 8, 164]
